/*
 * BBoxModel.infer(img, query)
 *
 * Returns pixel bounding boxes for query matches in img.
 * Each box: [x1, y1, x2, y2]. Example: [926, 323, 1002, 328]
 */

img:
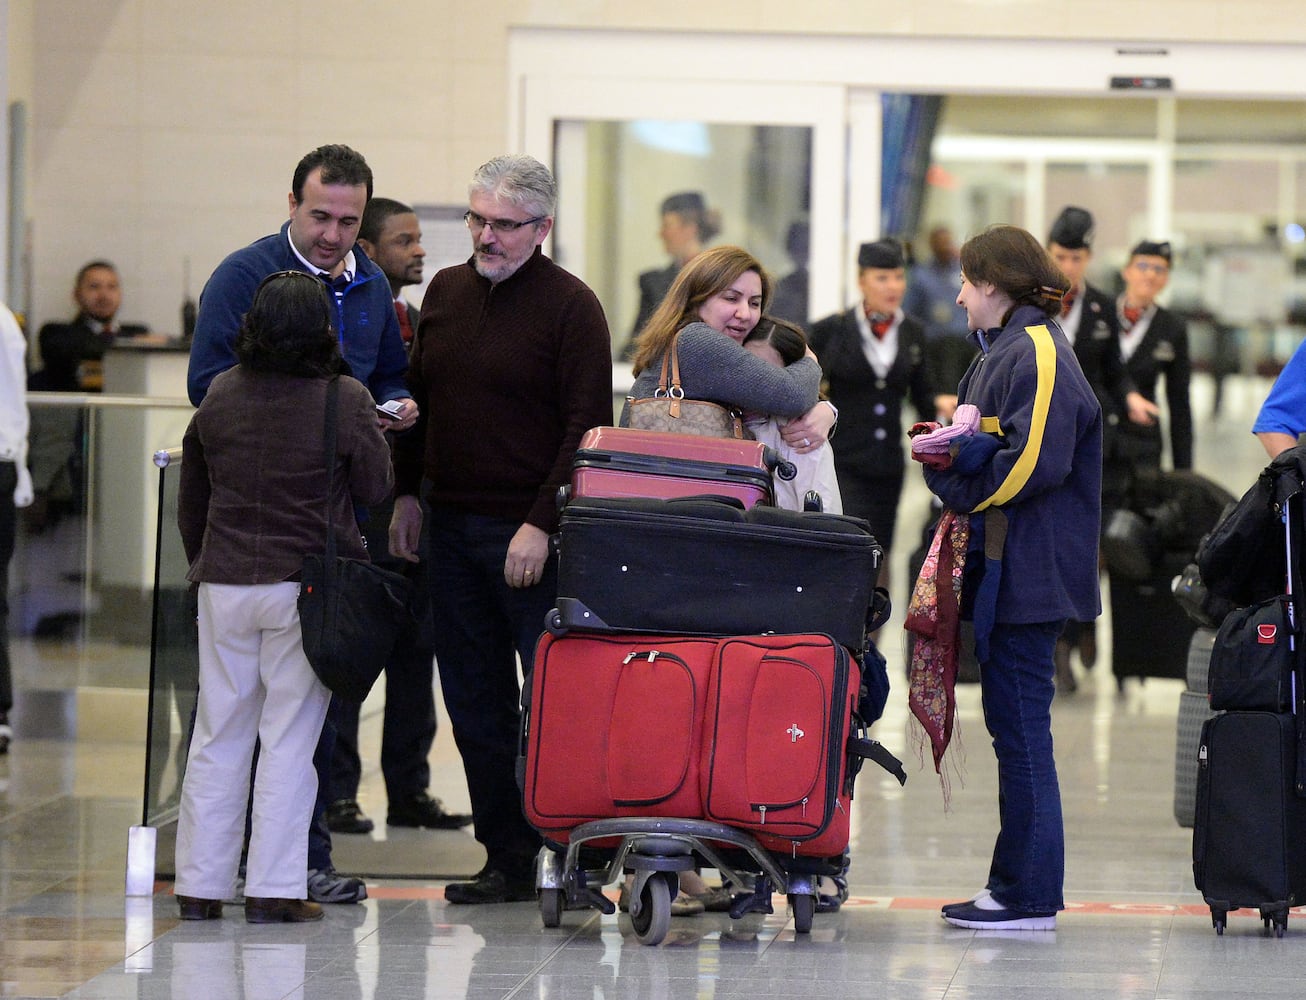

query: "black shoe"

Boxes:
[325, 799, 374, 834]
[387, 792, 473, 830]
[444, 865, 536, 905]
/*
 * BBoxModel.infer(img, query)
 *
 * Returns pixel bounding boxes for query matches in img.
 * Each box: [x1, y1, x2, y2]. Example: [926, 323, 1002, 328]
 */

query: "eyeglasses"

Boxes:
[1131, 260, 1170, 275]
[463, 210, 545, 234]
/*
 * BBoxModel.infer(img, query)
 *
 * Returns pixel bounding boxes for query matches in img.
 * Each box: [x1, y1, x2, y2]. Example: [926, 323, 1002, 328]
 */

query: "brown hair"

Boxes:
[630, 245, 773, 375]
[960, 225, 1069, 322]
[236, 271, 345, 378]
[744, 315, 807, 367]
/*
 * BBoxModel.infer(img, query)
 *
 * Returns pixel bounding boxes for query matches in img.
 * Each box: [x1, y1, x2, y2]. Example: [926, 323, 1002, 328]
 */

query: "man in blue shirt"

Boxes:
[187, 144, 416, 906]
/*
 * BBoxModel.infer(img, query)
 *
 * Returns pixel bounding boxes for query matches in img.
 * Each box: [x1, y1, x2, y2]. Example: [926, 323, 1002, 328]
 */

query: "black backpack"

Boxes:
[1196, 446, 1306, 606]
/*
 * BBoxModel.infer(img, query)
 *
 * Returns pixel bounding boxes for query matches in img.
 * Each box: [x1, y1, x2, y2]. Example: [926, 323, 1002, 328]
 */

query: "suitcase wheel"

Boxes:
[789, 892, 815, 935]
[1210, 908, 1226, 935]
[1260, 907, 1289, 938]
[545, 608, 566, 637]
[540, 888, 563, 928]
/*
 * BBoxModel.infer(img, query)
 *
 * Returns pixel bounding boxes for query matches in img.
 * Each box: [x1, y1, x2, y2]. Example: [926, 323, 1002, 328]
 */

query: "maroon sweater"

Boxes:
[394, 249, 612, 533]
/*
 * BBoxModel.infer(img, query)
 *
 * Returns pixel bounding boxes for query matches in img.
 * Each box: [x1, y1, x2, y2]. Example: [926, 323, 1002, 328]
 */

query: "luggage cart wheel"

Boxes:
[789, 892, 815, 934]
[539, 888, 563, 929]
[630, 872, 673, 946]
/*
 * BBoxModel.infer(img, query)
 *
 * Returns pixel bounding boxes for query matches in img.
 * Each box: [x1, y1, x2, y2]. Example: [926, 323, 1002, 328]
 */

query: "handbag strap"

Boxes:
[319, 376, 341, 564]
[656, 332, 684, 417]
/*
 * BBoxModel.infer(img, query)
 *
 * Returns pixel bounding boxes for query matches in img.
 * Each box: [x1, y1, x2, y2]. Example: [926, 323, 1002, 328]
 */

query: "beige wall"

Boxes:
[7, 0, 1306, 335]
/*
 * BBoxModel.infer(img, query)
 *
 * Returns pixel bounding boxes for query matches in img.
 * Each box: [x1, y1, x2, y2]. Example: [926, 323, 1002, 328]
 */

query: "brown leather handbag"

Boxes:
[626, 332, 748, 439]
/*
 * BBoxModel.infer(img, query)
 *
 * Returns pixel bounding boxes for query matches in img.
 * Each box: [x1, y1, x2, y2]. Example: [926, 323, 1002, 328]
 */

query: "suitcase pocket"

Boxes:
[608, 651, 700, 807]
[1208, 597, 1296, 712]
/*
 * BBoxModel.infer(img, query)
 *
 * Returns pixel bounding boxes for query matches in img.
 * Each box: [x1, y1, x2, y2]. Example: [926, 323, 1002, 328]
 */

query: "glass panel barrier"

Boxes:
[144, 447, 197, 829]
[11, 393, 195, 830]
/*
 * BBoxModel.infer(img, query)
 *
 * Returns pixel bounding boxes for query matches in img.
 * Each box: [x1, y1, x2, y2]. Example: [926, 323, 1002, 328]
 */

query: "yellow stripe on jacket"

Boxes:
[975, 324, 1057, 512]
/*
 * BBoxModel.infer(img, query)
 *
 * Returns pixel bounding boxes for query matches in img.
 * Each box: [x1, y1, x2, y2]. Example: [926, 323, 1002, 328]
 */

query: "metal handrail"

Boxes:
[28, 391, 193, 409]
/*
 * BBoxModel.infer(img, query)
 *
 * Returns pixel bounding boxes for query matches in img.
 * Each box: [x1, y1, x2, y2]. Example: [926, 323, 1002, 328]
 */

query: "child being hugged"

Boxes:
[742, 317, 843, 513]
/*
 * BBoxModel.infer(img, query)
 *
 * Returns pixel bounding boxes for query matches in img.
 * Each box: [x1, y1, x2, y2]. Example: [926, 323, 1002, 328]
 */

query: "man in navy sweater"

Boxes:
[188, 144, 416, 906]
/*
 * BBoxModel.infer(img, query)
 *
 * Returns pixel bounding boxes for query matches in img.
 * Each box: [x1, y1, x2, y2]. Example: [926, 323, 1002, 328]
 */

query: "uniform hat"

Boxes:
[857, 239, 904, 270]
[1047, 206, 1095, 250]
[1129, 239, 1172, 264]
[660, 191, 706, 216]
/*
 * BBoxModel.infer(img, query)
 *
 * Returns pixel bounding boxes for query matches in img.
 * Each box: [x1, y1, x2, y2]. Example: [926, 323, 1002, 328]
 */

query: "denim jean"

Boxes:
[978, 619, 1066, 914]
[426, 507, 550, 871]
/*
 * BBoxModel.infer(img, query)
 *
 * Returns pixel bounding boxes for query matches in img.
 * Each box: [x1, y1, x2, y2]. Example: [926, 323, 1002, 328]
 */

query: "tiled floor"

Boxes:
[3, 373, 1302, 999]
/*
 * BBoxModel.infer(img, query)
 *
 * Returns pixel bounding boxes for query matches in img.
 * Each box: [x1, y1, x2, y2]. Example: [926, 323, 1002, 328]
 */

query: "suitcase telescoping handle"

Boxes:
[1282, 490, 1306, 798]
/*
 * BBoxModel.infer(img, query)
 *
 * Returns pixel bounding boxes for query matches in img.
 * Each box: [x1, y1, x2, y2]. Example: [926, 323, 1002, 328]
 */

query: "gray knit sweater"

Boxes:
[620, 322, 820, 424]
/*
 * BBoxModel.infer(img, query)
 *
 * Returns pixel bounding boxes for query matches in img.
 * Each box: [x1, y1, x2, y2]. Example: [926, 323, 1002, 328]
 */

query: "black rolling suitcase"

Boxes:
[1192, 711, 1306, 935]
[551, 495, 881, 654]
[1191, 486, 1306, 935]
[1109, 552, 1197, 687]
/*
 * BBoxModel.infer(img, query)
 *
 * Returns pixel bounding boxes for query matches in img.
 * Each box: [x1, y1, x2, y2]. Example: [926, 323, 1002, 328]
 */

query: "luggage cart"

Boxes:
[536, 818, 833, 945]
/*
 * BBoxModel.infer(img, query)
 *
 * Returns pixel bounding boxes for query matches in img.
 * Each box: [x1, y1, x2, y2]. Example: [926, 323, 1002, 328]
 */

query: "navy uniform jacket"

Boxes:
[1114, 305, 1192, 470]
[1068, 284, 1136, 410]
[808, 308, 936, 480]
[924, 305, 1103, 624]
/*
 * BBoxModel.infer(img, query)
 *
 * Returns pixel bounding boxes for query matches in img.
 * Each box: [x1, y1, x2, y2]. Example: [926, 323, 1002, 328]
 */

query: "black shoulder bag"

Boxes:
[298, 377, 413, 702]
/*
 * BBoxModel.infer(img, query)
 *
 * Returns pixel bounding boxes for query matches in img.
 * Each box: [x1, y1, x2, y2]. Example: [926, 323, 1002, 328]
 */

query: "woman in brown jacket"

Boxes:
[173, 271, 392, 923]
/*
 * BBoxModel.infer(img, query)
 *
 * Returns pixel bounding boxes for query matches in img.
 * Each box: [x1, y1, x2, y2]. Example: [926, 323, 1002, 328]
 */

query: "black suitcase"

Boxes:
[1192, 711, 1306, 935]
[551, 495, 881, 653]
[1191, 487, 1306, 936]
[1109, 553, 1196, 687]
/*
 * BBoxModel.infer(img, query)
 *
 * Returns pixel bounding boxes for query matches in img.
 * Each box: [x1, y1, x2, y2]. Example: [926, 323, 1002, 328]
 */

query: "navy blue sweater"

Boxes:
[924, 305, 1103, 624]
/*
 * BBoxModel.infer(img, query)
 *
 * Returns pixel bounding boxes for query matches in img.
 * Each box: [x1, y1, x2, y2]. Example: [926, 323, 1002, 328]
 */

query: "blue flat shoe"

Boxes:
[942, 900, 1055, 931]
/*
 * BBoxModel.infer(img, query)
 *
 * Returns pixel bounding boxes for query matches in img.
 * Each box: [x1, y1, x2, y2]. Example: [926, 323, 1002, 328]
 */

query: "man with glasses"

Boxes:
[391, 154, 612, 904]
[186, 144, 416, 907]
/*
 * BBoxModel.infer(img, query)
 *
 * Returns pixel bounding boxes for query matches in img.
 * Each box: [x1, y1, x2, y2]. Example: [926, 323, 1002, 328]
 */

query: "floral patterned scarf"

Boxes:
[906, 509, 970, 800]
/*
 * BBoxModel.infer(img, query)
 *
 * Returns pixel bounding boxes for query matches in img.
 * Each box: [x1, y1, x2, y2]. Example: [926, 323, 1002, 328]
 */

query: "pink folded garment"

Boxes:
[910, 404, 982, 455]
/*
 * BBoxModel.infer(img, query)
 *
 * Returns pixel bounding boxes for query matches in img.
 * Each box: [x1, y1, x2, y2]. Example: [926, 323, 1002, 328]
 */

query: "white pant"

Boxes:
[174, 582, 330, 900]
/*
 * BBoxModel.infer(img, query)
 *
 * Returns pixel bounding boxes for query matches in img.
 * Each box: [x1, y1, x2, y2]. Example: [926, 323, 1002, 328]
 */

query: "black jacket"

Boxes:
[1115, 304, 1193, 470]
[808, 308, 936, 478]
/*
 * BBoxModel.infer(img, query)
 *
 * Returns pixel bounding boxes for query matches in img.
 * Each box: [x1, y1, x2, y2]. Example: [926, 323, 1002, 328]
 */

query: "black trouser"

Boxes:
[328, 495, 436, 804]
[425, 508, 549, 873]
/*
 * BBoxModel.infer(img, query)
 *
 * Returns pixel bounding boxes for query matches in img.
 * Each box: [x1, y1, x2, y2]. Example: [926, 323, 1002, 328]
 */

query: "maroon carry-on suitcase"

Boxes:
[565, 426, 790, 509]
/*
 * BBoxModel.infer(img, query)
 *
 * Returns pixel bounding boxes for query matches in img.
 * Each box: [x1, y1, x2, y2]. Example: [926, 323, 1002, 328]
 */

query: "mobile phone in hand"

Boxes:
[376, 399, 405, 420]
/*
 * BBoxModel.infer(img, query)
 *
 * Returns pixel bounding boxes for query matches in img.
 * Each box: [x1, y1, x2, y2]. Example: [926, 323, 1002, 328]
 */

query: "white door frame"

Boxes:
[509, 28, 1306, 313]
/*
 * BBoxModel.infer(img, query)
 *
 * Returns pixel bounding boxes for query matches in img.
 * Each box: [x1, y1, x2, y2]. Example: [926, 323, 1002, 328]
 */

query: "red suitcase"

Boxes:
[522, 631, 719, 841]
[701, 634, 858, 857]
[566, 426, 781, 508]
